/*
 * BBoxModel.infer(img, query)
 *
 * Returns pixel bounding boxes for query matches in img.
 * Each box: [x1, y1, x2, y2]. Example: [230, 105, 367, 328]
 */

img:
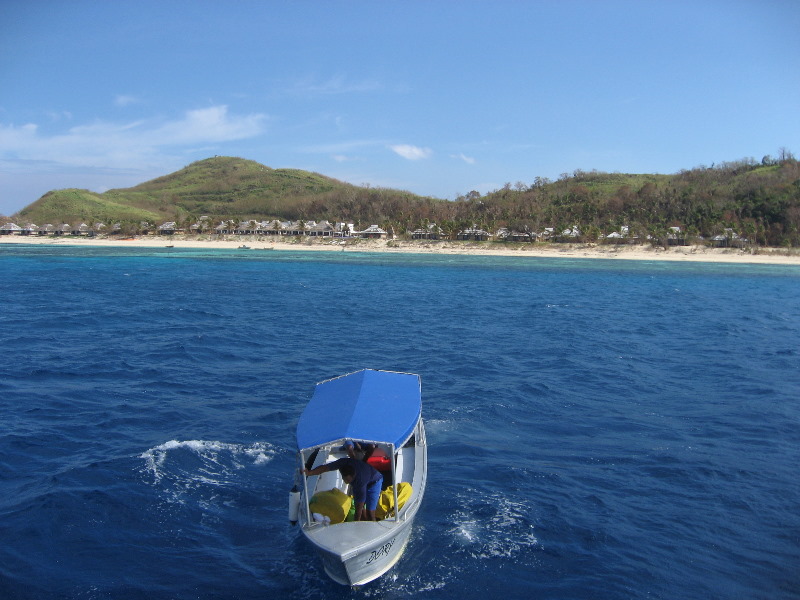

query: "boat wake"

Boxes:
[139, 439, 276, 504]
[448, 490, 539, 560]
[360, 491, 542, 596]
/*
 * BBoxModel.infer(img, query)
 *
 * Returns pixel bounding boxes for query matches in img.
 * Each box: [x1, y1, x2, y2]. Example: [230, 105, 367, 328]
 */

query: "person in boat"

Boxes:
[303, 458, 383, 521]
[343, 440, 376, 461]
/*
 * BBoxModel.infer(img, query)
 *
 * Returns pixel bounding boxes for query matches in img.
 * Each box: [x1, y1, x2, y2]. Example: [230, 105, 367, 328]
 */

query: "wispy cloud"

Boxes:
[45, 110, 73, 122]
[148, 106, 266, 145]
[390, 144, 432, 160]
[0, 105, 268, 170]
[288, 74, 382, 96]
[301, 139, 386, 155]
[451, 152, 475, 165]
[114, 94, 141, 107]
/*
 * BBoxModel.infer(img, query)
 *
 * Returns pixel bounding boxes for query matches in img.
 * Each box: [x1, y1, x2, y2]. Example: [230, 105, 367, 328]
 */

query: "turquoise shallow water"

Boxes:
[1, 245, 799, 599]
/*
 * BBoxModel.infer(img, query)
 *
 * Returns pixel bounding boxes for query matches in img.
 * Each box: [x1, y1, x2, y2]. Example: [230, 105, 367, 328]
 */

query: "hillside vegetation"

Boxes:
[14, 153, 800, 247]
[20, 188, 159, 223]
[18, 157, 385, 224]
[457, 157, 800, 247]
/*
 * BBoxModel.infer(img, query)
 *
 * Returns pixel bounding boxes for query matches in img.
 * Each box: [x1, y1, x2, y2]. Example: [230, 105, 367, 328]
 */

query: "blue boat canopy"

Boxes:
[296, 369, 421, 451]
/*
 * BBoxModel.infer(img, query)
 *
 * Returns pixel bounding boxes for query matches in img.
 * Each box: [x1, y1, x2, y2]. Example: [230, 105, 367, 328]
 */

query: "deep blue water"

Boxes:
[1, 244, 799, 600]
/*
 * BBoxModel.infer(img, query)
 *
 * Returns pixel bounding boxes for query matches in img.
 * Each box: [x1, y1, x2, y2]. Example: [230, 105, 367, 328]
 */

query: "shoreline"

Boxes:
[2, 235, 800, 265]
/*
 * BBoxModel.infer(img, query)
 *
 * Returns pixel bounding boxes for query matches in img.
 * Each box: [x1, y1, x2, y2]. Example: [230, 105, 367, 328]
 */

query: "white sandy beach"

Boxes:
[2, 234, 800, 265]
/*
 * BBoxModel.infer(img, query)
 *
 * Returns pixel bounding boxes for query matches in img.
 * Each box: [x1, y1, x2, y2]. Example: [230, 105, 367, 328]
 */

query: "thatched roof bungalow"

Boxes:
[0, 222, 23, 235]
[667, 226, 687, 246]
[359, 224, 388, 239]
[308, 221, 335, 237]
[158, 221, 178, 235]
[711, 229, 746, 248]
[496, 227, 534, 242]
[456, 227, 491, 241]
[555, 226, 581, 242]
[411, 224, 443, 240]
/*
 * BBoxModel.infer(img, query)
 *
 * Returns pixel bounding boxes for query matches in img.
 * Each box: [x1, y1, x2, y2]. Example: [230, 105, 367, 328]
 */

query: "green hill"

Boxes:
[18, 188, 160, 224]
[111, 157, 349, 218]
[13, 154, 800, 247]
[17, 156, 412, 225]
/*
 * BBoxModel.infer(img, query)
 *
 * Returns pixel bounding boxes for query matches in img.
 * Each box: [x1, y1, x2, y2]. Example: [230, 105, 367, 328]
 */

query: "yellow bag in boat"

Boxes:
[375, 483, 412, 520]
[309, 488, 352, 524]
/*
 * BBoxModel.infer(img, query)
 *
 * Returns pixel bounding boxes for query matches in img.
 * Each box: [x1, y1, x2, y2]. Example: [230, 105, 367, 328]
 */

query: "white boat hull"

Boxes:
[300, 419, 427, 585]
[313, 518, 415, 586]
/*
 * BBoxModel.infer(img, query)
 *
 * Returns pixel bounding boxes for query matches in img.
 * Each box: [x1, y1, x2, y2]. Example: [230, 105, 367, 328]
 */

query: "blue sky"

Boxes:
[1, 0, 798, 216]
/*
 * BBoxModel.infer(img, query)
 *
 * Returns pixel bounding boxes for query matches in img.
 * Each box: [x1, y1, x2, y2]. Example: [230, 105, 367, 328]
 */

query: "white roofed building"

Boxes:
[359, 224, 388, 239]
[0, 222, 23, 235]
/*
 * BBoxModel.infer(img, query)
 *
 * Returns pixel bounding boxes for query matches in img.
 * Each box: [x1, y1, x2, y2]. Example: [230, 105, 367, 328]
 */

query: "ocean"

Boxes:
[1, 244, 798, 600]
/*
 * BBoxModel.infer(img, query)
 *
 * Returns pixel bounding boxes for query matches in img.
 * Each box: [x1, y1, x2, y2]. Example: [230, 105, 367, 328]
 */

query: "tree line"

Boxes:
[288, 154, 800, 247]
[17, 153, 799, 248]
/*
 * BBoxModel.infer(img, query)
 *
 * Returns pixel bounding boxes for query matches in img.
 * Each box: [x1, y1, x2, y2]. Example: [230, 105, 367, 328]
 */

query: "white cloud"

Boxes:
[115, 94, 141, 107]
[301, 139, 384, 154]
[451, 152, 476, 165]
[0, 123, 39, 147]
[390, 144, 432, 160]
[0, 105, 268, 170]
[45, 110, 73, 122]
[289, 75, 382, 96]
[149, 106, 265, 145]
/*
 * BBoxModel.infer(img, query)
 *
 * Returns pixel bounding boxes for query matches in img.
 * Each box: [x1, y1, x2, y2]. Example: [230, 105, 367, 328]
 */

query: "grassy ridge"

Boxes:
[112, 158, 348, 219]
[18, 157, 362, 224]
[22, 189, 163, 223]
[13, 154, 800, 247]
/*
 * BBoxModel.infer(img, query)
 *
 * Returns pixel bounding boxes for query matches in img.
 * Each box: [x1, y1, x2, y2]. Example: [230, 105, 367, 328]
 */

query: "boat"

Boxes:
[238, 244, 250, 249]
[291, 369, 427, 586]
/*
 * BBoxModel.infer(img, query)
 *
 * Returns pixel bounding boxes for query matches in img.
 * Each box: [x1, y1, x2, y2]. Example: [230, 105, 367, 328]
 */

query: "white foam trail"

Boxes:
[447, 490, 539, 559]
[140, 439, 276, 484]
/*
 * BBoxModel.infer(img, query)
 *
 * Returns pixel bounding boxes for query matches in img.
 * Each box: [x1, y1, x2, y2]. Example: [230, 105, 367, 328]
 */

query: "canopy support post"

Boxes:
[299, 450, 312, 526]
[390, 443, 400, 522]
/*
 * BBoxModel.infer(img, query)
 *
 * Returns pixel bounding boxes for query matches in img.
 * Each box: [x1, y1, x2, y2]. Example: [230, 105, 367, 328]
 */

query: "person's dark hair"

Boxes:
[339, 463, 355, 478]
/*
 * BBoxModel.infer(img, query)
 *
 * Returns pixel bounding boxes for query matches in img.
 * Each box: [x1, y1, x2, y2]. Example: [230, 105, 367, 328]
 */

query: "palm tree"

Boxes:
[743, 221, 757, 253]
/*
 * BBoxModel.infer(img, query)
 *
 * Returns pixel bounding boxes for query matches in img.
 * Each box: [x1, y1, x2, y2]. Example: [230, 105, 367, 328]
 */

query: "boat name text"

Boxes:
[365, 538, 396, 565]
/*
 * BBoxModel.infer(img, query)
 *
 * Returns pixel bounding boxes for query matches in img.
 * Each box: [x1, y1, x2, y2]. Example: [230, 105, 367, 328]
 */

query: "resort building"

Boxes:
[496, 228, 535, 242]
[359, 225, 389, 239]
[411, 224, 443, 240]
[0, 222, 23, 235]
[711, 228, 746, 248]
[606, 225, 633, 244]
[557, 226, 582, 242]
[667, 227, 687, 246]
[456, 226, 491, 241]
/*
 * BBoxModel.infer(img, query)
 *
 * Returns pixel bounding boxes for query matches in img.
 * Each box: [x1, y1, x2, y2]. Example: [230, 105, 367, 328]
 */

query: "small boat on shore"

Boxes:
[291, 369, 427, 586]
